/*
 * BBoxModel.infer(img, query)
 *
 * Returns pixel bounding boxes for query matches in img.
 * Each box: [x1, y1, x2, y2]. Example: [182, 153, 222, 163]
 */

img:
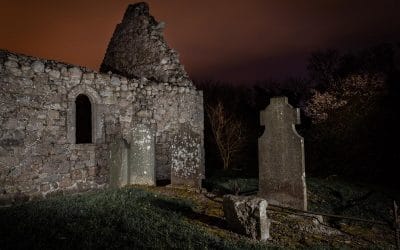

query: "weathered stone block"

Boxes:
[71, 169, 82, 180]
[258, 97, 307, 210]
[171, 124, 203, 188]
[223, 195, 270, 241]
[109, 138, 128, 188]
[5, 60, 18, 68]
[128, 124, 155, 185]
[109, 125, 155, 187]
[31, 61, 44, 73]
[49, 70, 60, 79]
[40, 183, 50, 192]
[68, 67, 82, 79]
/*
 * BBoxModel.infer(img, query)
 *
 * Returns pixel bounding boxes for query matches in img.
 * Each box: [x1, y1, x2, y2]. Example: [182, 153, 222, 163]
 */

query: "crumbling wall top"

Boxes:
[123, 2, 150, 20]
[101, 2, 192, 87]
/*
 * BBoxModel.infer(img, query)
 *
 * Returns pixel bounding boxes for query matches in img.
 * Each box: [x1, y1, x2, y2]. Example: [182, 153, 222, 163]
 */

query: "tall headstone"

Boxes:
[109, 138, 128, 188]
[128, 124, 155, 185]
[258, 97, 307, 210]
[171, 124, 204, 188]
[109, 124, 155, 187]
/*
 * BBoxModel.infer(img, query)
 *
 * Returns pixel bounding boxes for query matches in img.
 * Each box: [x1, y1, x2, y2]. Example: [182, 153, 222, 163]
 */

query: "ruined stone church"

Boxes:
[0, 2, 204, 202]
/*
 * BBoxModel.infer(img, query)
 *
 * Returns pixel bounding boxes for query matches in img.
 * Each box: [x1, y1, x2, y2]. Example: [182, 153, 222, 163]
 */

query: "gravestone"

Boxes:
[171, 124, 203, 188]
[128, 124, 155, 185]
[109, 138, 128, 187]
[259, 97, 307, 210]
[223, 195, 270, 241]
[109, 124, 155, 187]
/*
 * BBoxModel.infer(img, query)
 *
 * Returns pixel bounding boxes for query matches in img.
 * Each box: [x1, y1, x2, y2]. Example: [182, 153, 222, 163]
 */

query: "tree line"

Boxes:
[195, 43, 400, 189]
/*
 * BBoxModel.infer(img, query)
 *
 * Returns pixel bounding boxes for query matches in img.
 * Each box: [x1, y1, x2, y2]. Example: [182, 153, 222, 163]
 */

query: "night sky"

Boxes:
[0, 0, 399, 83]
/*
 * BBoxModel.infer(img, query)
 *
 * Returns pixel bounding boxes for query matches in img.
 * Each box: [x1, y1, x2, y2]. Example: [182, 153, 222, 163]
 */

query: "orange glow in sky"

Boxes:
[0, 0, 399, 83]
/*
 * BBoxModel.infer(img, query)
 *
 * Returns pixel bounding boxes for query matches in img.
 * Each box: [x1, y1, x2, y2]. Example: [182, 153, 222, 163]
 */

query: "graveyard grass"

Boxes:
[0, 187, 269, 250]
[1, 176, 398, 249]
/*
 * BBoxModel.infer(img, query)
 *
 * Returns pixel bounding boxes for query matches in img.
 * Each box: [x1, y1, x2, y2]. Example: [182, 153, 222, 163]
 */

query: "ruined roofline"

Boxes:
[100, 2, 192, 87]
[121, 2, 158, 28]
[123, 2, 150, 21]
[1, 1, 194, 87]
[0, 49, 197, 90]
[0, 49, 93, 73]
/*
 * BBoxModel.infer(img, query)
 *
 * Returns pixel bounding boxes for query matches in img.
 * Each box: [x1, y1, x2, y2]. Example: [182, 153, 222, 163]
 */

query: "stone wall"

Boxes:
[102, 2, 204, 186]
[0, 49, 204, 202]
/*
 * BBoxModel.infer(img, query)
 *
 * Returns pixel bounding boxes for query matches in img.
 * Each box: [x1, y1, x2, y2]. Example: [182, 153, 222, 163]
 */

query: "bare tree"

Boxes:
[206, 102, 247, 170]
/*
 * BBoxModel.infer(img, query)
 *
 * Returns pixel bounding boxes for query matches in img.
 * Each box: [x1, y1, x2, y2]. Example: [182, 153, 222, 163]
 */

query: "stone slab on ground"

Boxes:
[223, 195, 270, 241]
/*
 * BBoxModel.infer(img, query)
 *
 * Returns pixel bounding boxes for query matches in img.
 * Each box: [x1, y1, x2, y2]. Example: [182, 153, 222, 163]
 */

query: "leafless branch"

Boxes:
[206, 102, 247, 170]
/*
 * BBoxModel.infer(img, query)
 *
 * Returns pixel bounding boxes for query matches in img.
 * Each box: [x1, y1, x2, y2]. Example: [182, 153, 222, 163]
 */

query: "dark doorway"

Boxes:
[75, 94, 92, 144]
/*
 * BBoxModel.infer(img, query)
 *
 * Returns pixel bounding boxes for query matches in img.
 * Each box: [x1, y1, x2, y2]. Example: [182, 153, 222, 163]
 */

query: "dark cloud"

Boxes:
[0, 0, 399, 83]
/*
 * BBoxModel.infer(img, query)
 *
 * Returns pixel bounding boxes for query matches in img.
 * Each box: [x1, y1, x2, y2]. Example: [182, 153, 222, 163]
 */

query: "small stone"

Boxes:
[100, 90, 113, 97]
[49, 70, 61, 79]
[48, 110, 59, 120]
[5, 60, 18, 68]
[21, 66, 31, 72]
[153, 113, 161, 121]
[69, 67, 82, 78]
[154, 21, 165, 30]
[0, 146, 8, 157]
[71, 170, 82, 180]
[160, 58, 168, 64]
[40, 183, 50, 192]
[4, 118, 18, 129]
[10, 68, 22, 77]
[31, 61, 44, 73]
[110, 76, 121, 86]
[88, 167, 97, 176]
[70, 153, 78, 161]
[83, 73, 95, 79]
[136, 110, 152, 118]
[120, 77, 128, 84]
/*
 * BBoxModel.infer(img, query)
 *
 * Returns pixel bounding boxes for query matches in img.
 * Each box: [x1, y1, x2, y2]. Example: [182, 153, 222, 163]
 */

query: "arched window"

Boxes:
[75, 94, 92, 144]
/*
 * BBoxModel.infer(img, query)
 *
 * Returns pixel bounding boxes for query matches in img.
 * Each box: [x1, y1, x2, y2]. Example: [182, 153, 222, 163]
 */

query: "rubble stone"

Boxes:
[223, 195, 270, 241]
